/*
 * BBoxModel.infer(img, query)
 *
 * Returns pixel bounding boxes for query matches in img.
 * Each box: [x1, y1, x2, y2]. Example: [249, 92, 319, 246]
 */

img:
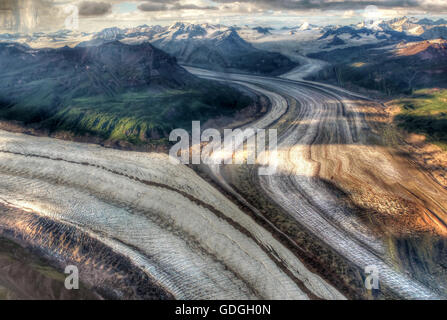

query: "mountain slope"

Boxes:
[395, 39, 447, 59]
[0, 41, 251, 144]
[309, 39, 447, 95]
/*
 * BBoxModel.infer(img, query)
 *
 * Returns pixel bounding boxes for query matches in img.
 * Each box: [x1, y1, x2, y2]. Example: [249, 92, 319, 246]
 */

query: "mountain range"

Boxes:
[1, 16, 446, 82]
[319, 25, 422, 43]
[376, 16, 447, 39]
[3, 16, 446, 62]
[77, 23, 298, 75]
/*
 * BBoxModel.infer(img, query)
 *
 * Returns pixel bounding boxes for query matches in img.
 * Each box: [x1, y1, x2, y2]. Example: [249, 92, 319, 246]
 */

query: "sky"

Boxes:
[1, 0, 447, 32]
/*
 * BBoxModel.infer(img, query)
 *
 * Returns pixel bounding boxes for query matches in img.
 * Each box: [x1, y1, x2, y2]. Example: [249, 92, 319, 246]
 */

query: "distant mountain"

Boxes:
[75, 23, 297, 75]
[319, 26, 375, 40]
[417, 18, 447, 26]
[324, 35, 346, 48]
[357, 20, 383, 31]
[421, 27, 447, 40]
[125, 24, 165, 37]
[375, 16, 447, 39]
[0, 41, 251, 143]
[298, 22, 308, 31]
[381, 17, 417, 32]
[252, 27, 274, 35]
[309, 38, 447, 94]
[243, 18, 446, 44]
[151, 24, 297, 75]
[279, 22, 317, 33]
[158, 23, 298, 75]
[95, 27, 125, 41]
[319, 25, 421, 42]
[0, 33, 20, 40]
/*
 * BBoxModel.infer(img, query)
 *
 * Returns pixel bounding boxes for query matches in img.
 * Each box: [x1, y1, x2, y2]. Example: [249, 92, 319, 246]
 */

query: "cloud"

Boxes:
[173, 3, 218, 10]
[137, 2, 168, 12]
[138, 0, 217, 12]
[78, 1, 112, 16]
[343, 10, 356, 18]
[2, 0, 447, 33]
[212, 0, 447, 11]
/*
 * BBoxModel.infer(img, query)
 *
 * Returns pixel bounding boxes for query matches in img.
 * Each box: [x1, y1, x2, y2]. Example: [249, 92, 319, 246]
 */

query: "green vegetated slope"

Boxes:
[0, 41, 251, 144]
[393, 89, 447, 150]
[309, 40, 447, 95]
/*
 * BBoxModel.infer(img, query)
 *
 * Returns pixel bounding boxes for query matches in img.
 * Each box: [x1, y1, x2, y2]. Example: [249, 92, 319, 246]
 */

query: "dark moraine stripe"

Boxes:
[0, 203, 174, 300]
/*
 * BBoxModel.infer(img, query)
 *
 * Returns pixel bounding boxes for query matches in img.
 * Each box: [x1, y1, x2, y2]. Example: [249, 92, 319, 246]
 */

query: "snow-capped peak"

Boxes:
[299, 22, 310, 31]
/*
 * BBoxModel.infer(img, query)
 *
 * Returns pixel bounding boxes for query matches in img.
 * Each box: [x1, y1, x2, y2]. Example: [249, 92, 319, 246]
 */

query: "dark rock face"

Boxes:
[252, 27, 273, 35]
[324, 36, 346, 48]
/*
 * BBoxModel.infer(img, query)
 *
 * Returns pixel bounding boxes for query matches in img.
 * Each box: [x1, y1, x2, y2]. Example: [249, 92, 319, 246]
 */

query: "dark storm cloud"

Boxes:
[213, 0, 445, 11]
[138, 0, 217, 12]
[137, 2, 168, 11]
[78, 1, 112, 16]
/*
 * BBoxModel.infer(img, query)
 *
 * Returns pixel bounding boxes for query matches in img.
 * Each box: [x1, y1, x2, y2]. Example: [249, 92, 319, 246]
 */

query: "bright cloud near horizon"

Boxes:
[1, 0, 447, 32]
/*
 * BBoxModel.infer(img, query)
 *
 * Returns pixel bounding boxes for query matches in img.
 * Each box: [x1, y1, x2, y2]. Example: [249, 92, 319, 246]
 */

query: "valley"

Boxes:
[0, 13, 446, 300]
[0, 62, 445, 299]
